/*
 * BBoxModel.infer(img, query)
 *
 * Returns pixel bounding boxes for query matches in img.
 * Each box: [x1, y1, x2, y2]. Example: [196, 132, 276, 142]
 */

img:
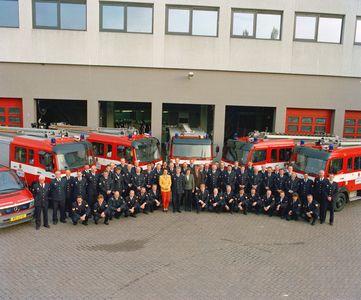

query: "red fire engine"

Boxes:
[165, 124, 218, 164]
[289, 137, 361, 211]
[0, 126, 95, 186]
[49, 124, 162, 172]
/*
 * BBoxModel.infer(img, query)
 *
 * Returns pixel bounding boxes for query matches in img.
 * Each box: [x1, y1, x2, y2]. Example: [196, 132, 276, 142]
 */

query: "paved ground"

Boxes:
[1, 201, 361, 300]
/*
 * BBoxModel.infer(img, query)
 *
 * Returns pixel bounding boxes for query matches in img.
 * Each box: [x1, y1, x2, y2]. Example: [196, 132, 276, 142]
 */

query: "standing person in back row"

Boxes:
[159, 168, 172, 212]
[321, 173, 339, 226]
[50, 171, 67, 225]
[171, 167, 184, 213]
[184, 168, 195, 212]
[33, 175, 51, 230]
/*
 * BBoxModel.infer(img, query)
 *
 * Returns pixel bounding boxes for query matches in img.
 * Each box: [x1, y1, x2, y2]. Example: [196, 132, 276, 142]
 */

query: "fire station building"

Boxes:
[1, 0, 361, 161]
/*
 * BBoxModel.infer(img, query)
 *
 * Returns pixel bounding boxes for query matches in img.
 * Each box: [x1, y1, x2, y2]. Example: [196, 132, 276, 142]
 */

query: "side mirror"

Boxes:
[45, 166, 52, 172]
[44, 153, 51, 166]
[216, 146, 220, 153]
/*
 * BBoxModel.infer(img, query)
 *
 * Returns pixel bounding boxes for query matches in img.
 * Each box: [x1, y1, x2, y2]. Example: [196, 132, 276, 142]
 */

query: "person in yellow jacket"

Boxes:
[159, 168, 172, 212]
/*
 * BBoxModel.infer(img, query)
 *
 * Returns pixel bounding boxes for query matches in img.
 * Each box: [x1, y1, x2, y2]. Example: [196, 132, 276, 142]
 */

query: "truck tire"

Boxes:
[334, 193, 346, 212]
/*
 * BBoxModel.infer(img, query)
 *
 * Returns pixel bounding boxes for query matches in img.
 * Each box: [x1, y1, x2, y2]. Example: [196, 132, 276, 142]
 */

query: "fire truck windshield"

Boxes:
[172, 138, 212, 159]
[237, 149, 250, 165]
[132, 138, 161, 164]
[52, 142, 95, 171]
[291, 154, 328, 176]
[0, 170, 25, 195]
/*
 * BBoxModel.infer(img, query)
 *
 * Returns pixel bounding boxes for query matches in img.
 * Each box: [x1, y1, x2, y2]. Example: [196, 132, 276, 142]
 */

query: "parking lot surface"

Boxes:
[1, 201, 361, 300]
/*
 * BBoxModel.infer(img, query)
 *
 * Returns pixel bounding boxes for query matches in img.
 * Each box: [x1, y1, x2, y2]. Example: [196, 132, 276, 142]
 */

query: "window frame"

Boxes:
[293, 13, 344, 44]
[355, 16, 361, 45]
[32, 0, 87, 31]
[165, 5, 219, 37]
[231, 8, 283, 41]
[99, 1, 153, 34]
[0, 0, 19, 28]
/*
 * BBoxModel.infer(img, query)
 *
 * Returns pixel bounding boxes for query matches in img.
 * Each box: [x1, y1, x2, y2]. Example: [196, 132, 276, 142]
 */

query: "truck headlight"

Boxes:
[29, 199, 34, 208]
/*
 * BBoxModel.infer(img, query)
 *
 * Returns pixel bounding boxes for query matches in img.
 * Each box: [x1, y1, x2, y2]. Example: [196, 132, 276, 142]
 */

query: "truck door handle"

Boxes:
[37, 172, 42, 174]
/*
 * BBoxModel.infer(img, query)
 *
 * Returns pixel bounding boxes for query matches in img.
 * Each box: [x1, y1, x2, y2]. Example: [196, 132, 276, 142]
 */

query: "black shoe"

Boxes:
[255, 212, 259, 215]
[280, 216, 284, 219]
[82, 221, 88, 226]
[173, 211, 176, 213]
[230, 211, 233, 214]
[109, 216, 113, 221]
[115, 216, 120, 219]
[36, 226, 40, 230]
[143, 211, 149, 215]
[150, 210, 154, 213]
[73, 221, 77, 226]
[44, 225, 50, 228]
[95, 220, 98, 225]
[269, 214, 272, 217]
[130, 214, 137, 218]
[244, 212, 247, 215]
[177, 210, 181, 213]
[311, 221, 315, 226]
[61, 220, 67, 223]
[330, 222, 333, 226]
[320, 221, 324, 224]
[53, 221, 57, 225]
[104, 221, 109, 225]
[197, 211, 200, 214]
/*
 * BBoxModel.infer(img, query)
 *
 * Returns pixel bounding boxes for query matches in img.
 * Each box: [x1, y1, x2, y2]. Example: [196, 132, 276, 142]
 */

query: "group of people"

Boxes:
[32, 158, 339, 230]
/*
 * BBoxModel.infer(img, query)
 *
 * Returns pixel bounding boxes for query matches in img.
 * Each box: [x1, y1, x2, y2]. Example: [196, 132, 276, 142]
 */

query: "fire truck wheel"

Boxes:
[334, 193, 346, 212]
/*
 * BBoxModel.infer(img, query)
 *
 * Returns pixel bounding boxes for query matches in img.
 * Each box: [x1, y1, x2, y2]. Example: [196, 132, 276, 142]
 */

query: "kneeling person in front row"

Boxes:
[194, 184, 209, 214]
[301, 194, 319, 226]
[247, 188, 261, 214]
[261, 190, 276, 217]
[138, 187, 150, 214]
[286, 193, 301, 221]
[223, 185, 235, 214]
[125, 190, 140, 218]
[208, 188, 224, 214]
[108, 191, 127, 219]
[93, 194, 111, 225]
[71, 196, 91, 226]
[147, 184, 162, 213]
[274, 191, 289, 219]
[234, 188, 249, 215]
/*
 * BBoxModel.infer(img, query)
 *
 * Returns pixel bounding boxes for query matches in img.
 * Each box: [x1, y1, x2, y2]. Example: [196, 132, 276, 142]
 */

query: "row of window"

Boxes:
[344, 118, 361, 138]
[1, 0, 361, 44]
[0, 106, 21, 125]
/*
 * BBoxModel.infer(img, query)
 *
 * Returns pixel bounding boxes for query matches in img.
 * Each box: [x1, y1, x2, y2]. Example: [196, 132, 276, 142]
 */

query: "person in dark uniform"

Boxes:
[184, 168, 195, 212]
[285, 172, 299, 199]
[299, 173, 313, 204]
[237, 166, 249, 193]
[64, 169, 74, 217]
[99, 170, 113, 203]
[125, 190, 139, 218]
[263, 167, 275, 194]
[86, 165, 99, 211]
[274, 191, 289, 219]
[223, 165, 237, 192]
[233, 161, 241, 175]
[188, 159, 195, 172]
[50, 171, 67, 225]
[71, 196, 91, 226]
[131, 161, 141, 176]
[223, 185, 235, 214]
[93, 194, 111, 225]
[33, 175, 51, 230]
[274, 169, 287, 198]
[208, 165, 221, 193]
[301, 194, 319, 226]
[108, 191, 127, 219]
[194, 183, 209, 214]
[73, 171, 87, 203]
[261, 189, 276, 217]
[143, 164, 155, 191]
[171, 167, 185, 213]
[234, 188, 249, 215]
[207, 188, 224, 214]
[218, 162, 226, 193]
[123, 164, 133, 196]
[284, 166, 293, 178]
[321, 173, 339, 226]
[113, 167, 125, 196]
[313, 170, 327, 220]
[248, 167, 262, 194]
[181, 162, 188, 174]
[118, 158, 127, 173]
[147, 184, 162, 212]
[153, 163, 163, 190]
[138, 187, 150, 214]
[246, 160, 254, 176]
[167, 162, 176, 177]
[286, 193, 301, 221]
[82, 163, 91, 177]
[132, 167, 144, 194]
[247, 188, 261, 214]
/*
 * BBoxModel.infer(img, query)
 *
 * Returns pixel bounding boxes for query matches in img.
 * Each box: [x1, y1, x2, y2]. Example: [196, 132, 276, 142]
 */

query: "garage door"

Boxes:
[344, 111, 361, 138]
[0, 98, 23, 127]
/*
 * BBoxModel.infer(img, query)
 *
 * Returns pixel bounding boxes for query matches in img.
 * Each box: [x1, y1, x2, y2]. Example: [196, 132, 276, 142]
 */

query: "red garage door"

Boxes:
[285, 108, 332, 134]
[0, 98, 23, 127]
[344, 111, 361, 138]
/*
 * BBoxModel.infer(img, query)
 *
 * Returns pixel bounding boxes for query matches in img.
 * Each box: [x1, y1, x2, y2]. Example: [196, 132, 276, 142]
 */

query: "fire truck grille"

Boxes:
[1, 203, 30, 216]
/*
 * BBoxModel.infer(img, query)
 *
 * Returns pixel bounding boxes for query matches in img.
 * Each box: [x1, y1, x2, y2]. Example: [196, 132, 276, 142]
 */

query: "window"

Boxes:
[117, 146, 133, 163]
[287, 125, 298, 132]
[92, 142, 104, 157]
[8, 116, 21, 124]
[314, 126, 326, 133]
[345, 119, 356, 126]
[344, 127, 355, 134]
[15, 147, 27, 163]
[329, 158, 343, 174]
[106, 144, 112, 158]
[0, 0, 19, 28]
[271, 149, 277, 162]
[294, 13, 343, 43]
[279, 148, 292, 162]
[315, 118, 327, 124]
[347, 157, 352, 172]
[232, 9, 282, 40]
[355, 156, 361, 171]
[166, 6, 218, 37]
[32, 0, 86, 30]
[100, 2, 153, 33]
[356, 17, 361, 44]
[302, 117, 313, 124]
[29, 149, 35, 165]
[251, 150, 266, 163]
[301, 125, 312, 132]
[288, 116, 299, 123]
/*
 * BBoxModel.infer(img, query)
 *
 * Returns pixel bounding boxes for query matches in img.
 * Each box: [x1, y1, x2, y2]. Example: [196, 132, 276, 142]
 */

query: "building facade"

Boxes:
[1, 0, 361, 161]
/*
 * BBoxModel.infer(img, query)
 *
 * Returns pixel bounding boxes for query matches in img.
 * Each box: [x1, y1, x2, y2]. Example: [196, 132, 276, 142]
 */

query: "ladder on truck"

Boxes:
[49, 123, 140, 138]
[0, 126, 68, 139]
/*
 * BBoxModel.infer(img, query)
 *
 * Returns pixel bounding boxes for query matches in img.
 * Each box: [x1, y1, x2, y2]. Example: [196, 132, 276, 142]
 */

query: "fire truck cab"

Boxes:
[49, 124, 162, 171]
[289, 137, 361, 211]
[0, 127, 95, 186]
[165, 124, 217, 164]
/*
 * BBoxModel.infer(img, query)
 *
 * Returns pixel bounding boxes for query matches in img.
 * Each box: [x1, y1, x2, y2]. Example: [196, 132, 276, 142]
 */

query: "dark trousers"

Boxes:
[235, 201, 248, 214]
[225, 200, 235, 213]
[172, 193, 182, 212]
[111, 210, 124, 219]
[139, 202, 150, 213]
[35, 205, 48, 227]
[248, 202, 261, 213]
[94, 212, 110, 222]
[301, 212, 318, 223]
[286, 211, 300, 221]
[184, 190, 193, 209]
[196, 201, 207, 213]
[53, 200, 66, 222]
[71, 215, 89, 224]
[321, 200, 334, 223]
[88, 192, 97, 210]
[274, 206, 288, 217]
[262, 206, 274, 216]
[65, 196, 72, 214]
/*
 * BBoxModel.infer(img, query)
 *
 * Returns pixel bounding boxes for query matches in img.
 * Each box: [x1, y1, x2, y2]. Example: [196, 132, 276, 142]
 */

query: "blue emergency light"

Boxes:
[148, 132, 152, 136]
[206, 135, 209, 139]
[329, 145, 334, 151]
[253, 137, 258, 143]
[128, 134, 132, 139]
[300, 140, 305, 146]
[234, 133, 238, 140]
[80, 134, 85, 140]
[175, 133, 179, 138]
[51, 138, 56, 144]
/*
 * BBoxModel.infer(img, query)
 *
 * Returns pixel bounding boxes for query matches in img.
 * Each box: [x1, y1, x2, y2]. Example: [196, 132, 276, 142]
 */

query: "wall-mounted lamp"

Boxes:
[188, 72, 194, 79]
